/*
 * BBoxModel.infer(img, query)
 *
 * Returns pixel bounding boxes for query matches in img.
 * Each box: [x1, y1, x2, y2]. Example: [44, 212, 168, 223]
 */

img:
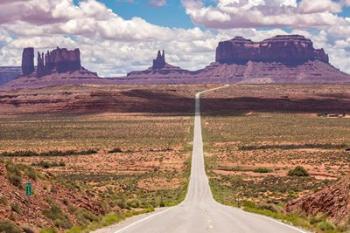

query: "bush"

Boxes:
[26, 166, 37, 181]
[32, 161, 65, 169]
[100, 213, 123, 226]
[22, 225, 35, 233]
[108, 148, 123, 153]
[126, 199, 140, 208]
[10, 203, 21, 214]
[66, 226, 83, 233]
[75, 208, 98, 226]
[253, 168, 272, 173]
[6, 163, 22, 188]
[43, 204, 72, 229]
[40, 228, 57, 233]
[0, 149, 98, 157]
[0, 220, 21, 233]
[288, 166, 309, 177]
[317, 221, 335, 231]
[0, 196, 8, 205]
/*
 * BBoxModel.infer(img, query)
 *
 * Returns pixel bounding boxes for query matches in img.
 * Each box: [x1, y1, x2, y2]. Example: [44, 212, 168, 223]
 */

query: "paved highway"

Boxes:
[94, 85, 307, 233]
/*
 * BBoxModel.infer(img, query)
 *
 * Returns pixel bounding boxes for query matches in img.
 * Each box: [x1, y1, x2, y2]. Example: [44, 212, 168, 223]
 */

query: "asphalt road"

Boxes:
[94, 85, 307, 233]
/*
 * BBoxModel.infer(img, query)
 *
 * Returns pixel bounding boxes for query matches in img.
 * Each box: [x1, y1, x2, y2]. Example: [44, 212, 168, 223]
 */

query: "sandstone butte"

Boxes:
[2, 34, 350, 89]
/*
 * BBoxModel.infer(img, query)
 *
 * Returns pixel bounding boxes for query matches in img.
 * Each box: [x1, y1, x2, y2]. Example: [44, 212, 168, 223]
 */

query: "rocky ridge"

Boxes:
[286, 176, 350, 225]
[0, 67, 22, 85]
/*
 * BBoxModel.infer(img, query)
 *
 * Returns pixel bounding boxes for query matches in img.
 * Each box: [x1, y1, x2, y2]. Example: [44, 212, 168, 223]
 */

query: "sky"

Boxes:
[0, 0, 350, 77]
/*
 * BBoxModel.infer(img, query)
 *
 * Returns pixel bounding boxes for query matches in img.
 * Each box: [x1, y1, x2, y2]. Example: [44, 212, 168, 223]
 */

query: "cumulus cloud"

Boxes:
[182, 0, 348, 28]
[0, 0, 350, 76]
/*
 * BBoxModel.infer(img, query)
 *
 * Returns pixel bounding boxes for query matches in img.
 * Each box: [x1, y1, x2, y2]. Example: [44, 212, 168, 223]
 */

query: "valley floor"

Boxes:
[0, 84, 350, 232]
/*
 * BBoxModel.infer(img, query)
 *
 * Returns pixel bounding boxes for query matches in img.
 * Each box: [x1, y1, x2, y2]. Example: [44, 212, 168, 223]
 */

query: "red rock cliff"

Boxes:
[216, 35, 329, 65]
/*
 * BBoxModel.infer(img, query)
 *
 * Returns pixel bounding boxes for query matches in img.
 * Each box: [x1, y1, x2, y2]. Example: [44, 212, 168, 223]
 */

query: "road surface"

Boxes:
[94, 85, 307, 233]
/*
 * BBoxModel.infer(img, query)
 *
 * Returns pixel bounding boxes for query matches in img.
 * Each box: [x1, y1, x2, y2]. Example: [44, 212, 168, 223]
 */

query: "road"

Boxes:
[94, 85, 307, 233]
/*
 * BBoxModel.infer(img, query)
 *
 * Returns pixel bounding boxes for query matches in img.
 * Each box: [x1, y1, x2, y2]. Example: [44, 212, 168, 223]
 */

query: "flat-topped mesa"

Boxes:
[216, 35, 329, 65]
[37, 47, 81, 77]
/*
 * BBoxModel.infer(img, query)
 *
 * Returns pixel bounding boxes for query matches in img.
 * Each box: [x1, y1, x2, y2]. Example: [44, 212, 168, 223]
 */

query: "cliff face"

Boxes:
[37, 47, 81, 77]
[21, 48, 34, 75]
[286, 176, 350, 225]
[216, 35, 329, 65]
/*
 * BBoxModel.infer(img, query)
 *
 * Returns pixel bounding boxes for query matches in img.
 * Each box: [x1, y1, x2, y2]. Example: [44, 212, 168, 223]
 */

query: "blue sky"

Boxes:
[76, 0, 350, 29]
[73, 0, 194, 28]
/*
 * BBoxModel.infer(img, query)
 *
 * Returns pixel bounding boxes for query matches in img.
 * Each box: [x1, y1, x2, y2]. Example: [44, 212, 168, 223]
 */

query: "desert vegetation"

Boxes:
[201, 85, 350, 233]
[0, 95, 193, 232]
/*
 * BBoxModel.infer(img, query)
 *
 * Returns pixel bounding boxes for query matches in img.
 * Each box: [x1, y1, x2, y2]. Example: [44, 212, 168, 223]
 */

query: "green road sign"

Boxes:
[25, 182, 32, 196]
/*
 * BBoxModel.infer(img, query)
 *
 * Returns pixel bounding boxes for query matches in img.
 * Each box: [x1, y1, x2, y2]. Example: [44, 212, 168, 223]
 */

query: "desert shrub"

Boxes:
[0, 149, 97, 157]
[288, 166, 309, 177]
[253, 168, 272, 173]
[239, 143, 347, 151]
[317, 221, 335, 231]
[1, 151, 37, 157]
[32, 161, 65, 169]
[108, 148, 123, 153]
[0, 220, 21, 233]
[116, 198, 128, 209]
[25, 166, 37, 181]
[126, 199, 140, 208]
[0, 196, 8, 205]
[66, 226, 83, 233]
[39, 228, 57, 233]
[43, 204, 72, 229]
[22, 225, 35, 233]
[6, 163, 22, 188]
[75, 208, 98, 226]
[10, 203, 21, 214]
[100, 213, 123, 226]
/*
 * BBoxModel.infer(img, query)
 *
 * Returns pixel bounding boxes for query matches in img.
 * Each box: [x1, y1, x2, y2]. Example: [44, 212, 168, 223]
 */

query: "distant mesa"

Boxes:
[2, 34, 350, 89]
[215, 35, 329, 65]
[197, 34, 349, 83]
[0, 67, 22, 85]
[21, 47, 97, 78]
[127, 50, 193, 78]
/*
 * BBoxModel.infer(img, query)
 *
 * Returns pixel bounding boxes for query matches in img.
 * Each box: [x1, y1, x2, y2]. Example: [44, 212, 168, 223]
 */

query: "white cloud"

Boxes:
[182, 0, 348, 28]
[0, 0, 350, 77]
[298, 0, 342, 13]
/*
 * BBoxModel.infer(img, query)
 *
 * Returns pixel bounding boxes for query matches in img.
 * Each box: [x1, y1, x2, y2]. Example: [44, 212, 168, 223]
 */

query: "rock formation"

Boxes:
[153, 50, 166, 69]
[194, 34, 349, 83]
[286, 176, 350, 224]
[37, 47, 81, 77]
[5, 47, 99, 88]
[21, 48, 34, 75]
[216, 35, 329, 65]
[127, 50, 193, 78]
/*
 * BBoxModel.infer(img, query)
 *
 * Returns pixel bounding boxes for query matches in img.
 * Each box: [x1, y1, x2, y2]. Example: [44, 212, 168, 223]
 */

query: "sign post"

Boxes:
[25, 182, 33, 197]
[25, 181, 32, 225]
